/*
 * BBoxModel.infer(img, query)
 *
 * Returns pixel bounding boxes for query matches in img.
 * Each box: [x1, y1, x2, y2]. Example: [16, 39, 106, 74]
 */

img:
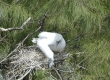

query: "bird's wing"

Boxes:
[38, 32, 56, 45]
[37, 38, 54, 68]
[37, 38, 54, 61]
[38, 32, 50, 39]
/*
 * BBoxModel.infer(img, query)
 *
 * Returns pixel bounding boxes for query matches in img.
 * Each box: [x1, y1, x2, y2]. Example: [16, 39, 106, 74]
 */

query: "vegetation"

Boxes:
[0, 0, 110, 80]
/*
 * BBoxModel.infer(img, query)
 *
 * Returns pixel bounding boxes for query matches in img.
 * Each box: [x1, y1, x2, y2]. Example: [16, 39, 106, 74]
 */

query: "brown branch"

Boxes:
[17, 67, 34, 80]
[0, 13, 48, 63]
[0, 17, 31, 32]
[0, 43, 21, 63]
[21, 26, 41, 45]
[38, 14, 48, 31]
[21, 17, 31, 29]
[0, 26, 41, 63]
[0, 17, 31, 63]
[20, 14, 47, 44]
[77, 65, 86, 70]
[0, 35, 7, 42]
[0, 27, 22, 31]
[52, 67, 63, 80]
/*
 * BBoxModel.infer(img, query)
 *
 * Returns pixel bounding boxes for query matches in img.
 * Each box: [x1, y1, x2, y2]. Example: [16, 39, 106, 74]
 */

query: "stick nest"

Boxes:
[1, 45, 69, 80]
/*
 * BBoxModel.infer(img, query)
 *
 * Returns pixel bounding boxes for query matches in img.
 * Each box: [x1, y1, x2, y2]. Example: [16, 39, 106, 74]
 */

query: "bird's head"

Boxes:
[55, 33, 63, 47]
[56, 40, 61, 46]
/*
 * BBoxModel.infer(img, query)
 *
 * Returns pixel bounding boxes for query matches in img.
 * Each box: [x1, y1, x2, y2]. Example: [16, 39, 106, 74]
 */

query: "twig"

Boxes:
[49, 71, 58, 80]
[21, 17, 31, 29]
[77, 65, 86, 70]
[38, 14, 48, 31]
[0, 27, 22, 31]
[0, 17, 31, 32]
[17, 68, 32, 80]
[52, 67, 63, 80]
[0, 35, 7, 42]
[21, 26, 41, 45]
[0, 17, 31, 63]
[0, 26, 41, 63]
[55, 67, 74, 73]
[0, 43, 21, 63]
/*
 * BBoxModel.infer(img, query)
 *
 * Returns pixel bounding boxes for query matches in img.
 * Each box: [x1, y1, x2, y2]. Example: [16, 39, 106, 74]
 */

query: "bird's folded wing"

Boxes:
[37, 38, 54, 61]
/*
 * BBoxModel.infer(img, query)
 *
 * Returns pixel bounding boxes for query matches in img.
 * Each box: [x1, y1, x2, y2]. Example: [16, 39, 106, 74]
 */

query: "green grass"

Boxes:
[72, 38, 110, 80]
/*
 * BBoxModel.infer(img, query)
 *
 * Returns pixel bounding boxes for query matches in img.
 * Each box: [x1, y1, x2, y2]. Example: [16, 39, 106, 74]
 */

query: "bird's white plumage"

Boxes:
[32, 31, 66, 68]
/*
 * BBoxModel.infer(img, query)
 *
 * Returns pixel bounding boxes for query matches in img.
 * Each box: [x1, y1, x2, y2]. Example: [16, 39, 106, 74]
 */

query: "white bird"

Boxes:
[32, 31, 66, 68]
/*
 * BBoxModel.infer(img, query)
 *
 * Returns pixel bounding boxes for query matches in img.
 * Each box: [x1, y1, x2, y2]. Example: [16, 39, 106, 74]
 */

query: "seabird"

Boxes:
[32, 31, 66, 68]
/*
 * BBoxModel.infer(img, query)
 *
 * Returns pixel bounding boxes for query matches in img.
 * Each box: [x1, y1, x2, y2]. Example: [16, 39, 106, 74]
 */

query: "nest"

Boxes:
[0, 45, 69, 80]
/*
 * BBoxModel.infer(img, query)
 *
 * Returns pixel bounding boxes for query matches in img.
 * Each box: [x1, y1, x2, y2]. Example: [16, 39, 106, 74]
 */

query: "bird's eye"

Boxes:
[57, 40, 61, 44]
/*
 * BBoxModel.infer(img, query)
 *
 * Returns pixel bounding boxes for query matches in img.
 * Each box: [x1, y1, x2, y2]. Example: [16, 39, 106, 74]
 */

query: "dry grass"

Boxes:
[0, 45, 70, 80]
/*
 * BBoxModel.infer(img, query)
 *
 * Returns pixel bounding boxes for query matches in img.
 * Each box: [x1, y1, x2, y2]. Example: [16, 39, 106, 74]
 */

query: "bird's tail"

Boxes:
[32, 38, 38, 43]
